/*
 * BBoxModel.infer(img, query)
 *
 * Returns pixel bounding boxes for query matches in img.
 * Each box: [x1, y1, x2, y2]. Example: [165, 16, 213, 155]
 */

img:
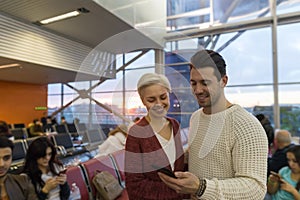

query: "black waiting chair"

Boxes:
[10, 139, 27, 174]
[10, 128, 28, 139]
[51, 133, 88, 157]
[75, 123, 87, 133]
[54, 124, 68, 134]
[83, 129, 106, 152]
[13, 123, 25, 129]
[66, 123, 79, 138]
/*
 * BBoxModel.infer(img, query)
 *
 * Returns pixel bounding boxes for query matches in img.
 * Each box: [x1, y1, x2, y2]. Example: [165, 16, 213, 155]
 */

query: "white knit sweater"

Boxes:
[188, 104, 268, 200]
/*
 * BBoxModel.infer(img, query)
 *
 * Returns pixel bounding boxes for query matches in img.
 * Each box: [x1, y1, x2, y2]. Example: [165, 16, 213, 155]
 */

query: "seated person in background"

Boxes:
[23, 137, 70, 200]
[60, 116, 67, 125]
[267, 145, 300, 199]
[40, 112, 48, 127]
[268, 129, 294, 177]
[51, 117, 58, 126]
[29, 119, 45, 137]
[0, 136, 38, 199]
[256, 113, 274, 151]
[42, 116, 55, 133]
[133, 117, 141, 123]
[96, 124, 128, 157]
[0, 120, 14, 140]
[73, 117, 80, 125]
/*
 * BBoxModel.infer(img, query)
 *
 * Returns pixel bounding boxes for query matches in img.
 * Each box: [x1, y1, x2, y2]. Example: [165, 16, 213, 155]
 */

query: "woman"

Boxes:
[125, 73, 186, 200]
[97, 124, 128, 157]
[23, 137, 70, 200]
[267, 145, 300, 200]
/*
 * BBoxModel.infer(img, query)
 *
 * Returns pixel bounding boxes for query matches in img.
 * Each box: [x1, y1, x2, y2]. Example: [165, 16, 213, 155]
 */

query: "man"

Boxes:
[158, 50, 268, 199]
[0, 120, 13, 140]
[0, 136, 38, 199]
[268, 129, 294, 176]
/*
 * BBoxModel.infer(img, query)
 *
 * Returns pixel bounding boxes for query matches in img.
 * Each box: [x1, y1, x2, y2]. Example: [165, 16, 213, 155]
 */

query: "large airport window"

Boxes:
[278, 23, 300, 83]
[218, 28, 273, 85]
[277, 0, 300, 15]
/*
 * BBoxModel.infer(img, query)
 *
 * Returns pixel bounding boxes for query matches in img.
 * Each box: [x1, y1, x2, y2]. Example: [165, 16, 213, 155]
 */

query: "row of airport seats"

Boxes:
[66, 149, 128, 200]
[9, 123, 80, 139]
[8, 122, 113, 140]
[10, 130, 104, 173]
[9, 123, 109, 172]
[7, 123, 26, 129]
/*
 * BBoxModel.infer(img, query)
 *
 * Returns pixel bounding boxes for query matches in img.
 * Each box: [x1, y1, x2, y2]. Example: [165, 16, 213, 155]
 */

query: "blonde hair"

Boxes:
[137, 73, 171, 96]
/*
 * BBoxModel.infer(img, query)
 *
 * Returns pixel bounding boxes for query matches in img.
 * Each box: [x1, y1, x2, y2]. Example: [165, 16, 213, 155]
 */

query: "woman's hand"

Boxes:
[42, 178, 59, 193]
[56, 173, 67, 185]
[280, 180, 300, 200]
[269, 171, 282, 183]
[280, 180, 296, 193]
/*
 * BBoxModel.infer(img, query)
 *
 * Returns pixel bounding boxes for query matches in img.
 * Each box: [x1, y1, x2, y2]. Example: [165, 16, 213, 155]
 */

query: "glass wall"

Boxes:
[167, 0, 271, 31]
[48, 1, 300, 136]
[277, 22, 300, 135]
[47, 50, 155, 128]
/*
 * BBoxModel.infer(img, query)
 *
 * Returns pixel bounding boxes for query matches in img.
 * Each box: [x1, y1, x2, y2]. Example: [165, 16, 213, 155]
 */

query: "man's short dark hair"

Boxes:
[0, 120, 9, 134]
[0, 136, 14, 151]
[190, 49, 227, 80]
[0, 120, 13, 138]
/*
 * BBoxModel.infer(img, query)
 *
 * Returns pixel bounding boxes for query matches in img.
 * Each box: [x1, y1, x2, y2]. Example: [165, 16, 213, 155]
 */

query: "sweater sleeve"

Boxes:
[201, 112, 269, 199]
[125, 134, 163, 199]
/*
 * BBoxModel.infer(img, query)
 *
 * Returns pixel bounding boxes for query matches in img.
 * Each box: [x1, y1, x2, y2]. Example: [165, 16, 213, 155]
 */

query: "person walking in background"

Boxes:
[158, 49, 268, 199]
[125, 73, 187, 200]
[267, 145, 300, 199]
[268, 129, 294, 177]
[23, 137, 70, 200]
[96, 124, 128, 157]
[0, 136, 38, 199]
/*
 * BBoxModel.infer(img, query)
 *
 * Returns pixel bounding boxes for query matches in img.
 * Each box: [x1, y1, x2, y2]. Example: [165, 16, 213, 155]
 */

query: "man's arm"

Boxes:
[160, 114, 269, 199]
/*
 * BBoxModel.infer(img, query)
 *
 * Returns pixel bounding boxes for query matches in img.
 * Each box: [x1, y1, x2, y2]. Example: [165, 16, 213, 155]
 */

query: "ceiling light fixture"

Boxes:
[36, 7, 90, 25]
[0, 63, 21, 69]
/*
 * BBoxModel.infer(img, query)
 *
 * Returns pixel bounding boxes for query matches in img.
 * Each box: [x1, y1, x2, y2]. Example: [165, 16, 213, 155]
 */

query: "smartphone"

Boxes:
[152, 165, 177, 179]
[59, 168, 67, 175]
[270, 171, 280, 178]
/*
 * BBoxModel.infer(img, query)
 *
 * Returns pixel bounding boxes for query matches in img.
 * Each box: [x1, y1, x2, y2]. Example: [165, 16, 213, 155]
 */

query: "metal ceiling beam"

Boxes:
[165, 11, 300, 42]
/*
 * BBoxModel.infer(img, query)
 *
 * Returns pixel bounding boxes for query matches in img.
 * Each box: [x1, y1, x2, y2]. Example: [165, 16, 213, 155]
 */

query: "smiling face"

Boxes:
[140, 84, 170, 119]
[37, 147, 52, 171]
[190, 66, 227, 114]
[0, 148, 12, 178]
[287, 152, 300, 174]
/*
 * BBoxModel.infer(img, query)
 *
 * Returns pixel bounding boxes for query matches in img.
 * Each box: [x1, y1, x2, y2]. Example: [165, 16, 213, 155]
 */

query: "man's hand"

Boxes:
[158, 171, 199, 194]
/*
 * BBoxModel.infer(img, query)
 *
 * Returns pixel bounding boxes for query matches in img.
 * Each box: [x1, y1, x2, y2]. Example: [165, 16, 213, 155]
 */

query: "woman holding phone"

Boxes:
[125, 73, 187, 199]
[23, 137, 70, 200]
[267, 145, 300, 200]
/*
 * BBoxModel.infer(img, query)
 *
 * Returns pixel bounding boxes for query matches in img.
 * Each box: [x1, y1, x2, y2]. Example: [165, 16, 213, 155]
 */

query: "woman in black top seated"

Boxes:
[23, 137, 70, 200]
